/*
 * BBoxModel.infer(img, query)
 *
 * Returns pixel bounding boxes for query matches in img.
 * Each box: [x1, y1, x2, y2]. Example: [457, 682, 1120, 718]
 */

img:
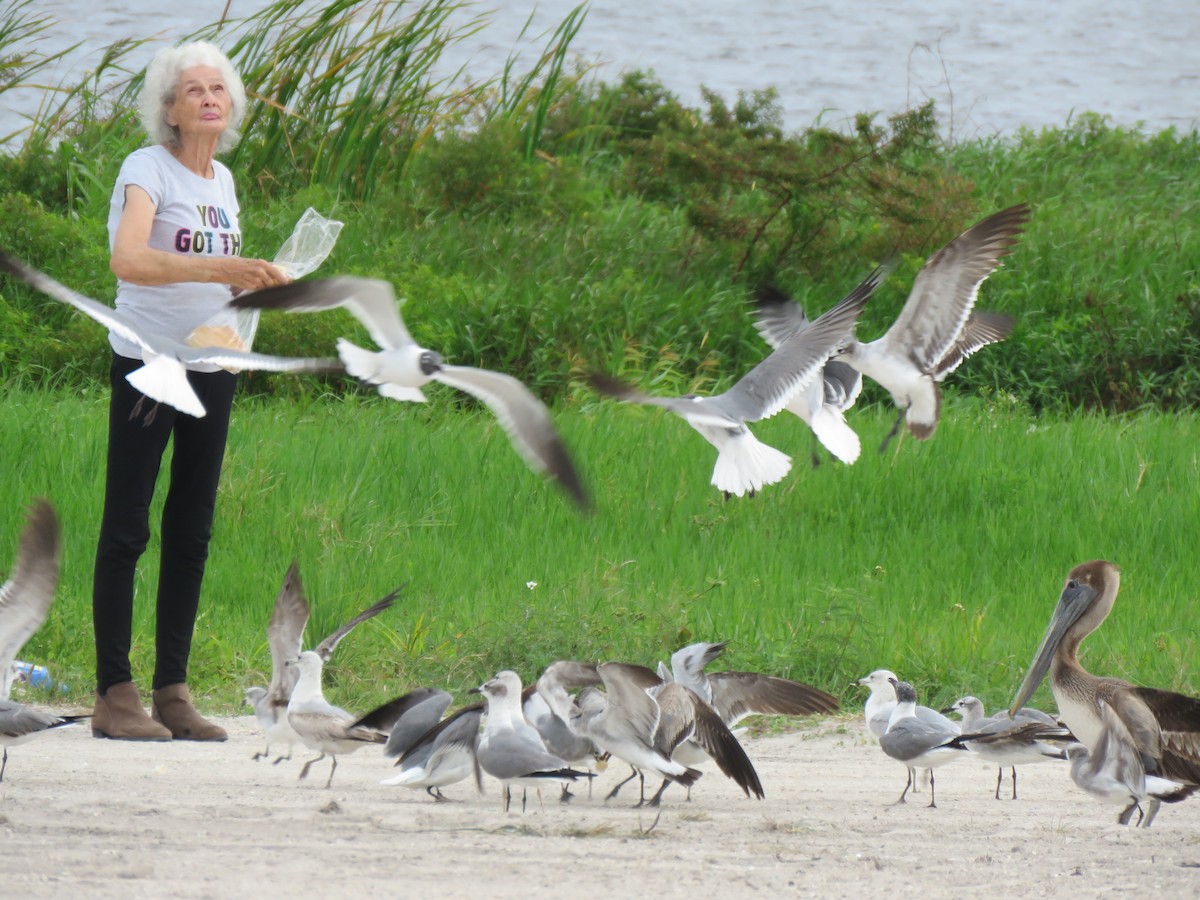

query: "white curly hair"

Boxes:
[138, 40, 247, 152]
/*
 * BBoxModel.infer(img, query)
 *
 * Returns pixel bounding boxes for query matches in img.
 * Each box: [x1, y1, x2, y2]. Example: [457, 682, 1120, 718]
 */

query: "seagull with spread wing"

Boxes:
[244, 566, 400, 765]
[589, 264, 889, 498]
[0, 251, 343, 422]
[230, 277, 587, 508]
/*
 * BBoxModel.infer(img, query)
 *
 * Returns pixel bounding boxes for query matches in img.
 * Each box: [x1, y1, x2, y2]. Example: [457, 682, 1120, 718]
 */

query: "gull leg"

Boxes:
[606, 766, 639, 801]
[994, 767, 1003, 800]
[647, 779, 671, 807]
[926, 770, 938, 809]
[253, 746, 269, 762]
[879, 407, 906, 453]
[1118, 800, 1139, 826]
[0, 747, 7, 782]
[323, 755, 338, 789]
[298, 753, 325, 781]
[1141, 798, 1162, 827]
[560, 783, 574, 805]
[1010, 767, 1018, 800]
[272, 750, 292, 765]
[893, 768, 913, 805]
[502, 786, 511, 813]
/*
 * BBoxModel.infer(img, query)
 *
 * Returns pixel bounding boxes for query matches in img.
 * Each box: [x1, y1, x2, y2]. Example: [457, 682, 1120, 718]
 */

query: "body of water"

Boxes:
[6, 0, 1198, 141]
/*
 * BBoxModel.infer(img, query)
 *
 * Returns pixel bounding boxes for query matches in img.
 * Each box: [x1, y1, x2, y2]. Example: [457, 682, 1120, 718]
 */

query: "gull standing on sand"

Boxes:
[834, 204, 1029, 449]
[0, 499, 89, 780]
[655, 641, 839, 799]
[1066, 698, 1196, 826]
[568, 662, 704, 803]
[879, 680, 970, 808]
[858, 668, 959, 793]
[286, 650, 412, 788]
[0, 251, 343, 422]
[382, 701, 485, 800]
[474, 671, 593, 812]
[942, 696, 1071, 799]
[229, 277, 588, 508]
[244, 565, 400, 763]
[588, 264, 890, 498]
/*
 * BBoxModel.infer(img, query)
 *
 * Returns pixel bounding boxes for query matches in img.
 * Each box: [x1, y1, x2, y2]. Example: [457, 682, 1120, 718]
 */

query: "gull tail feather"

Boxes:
[808, 405, 861, 464]
[710, 432, 791, 497]
[125, 355, 206, 418]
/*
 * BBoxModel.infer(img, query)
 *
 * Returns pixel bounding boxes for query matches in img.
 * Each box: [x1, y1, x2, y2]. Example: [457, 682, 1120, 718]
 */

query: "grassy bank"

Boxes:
[5, 390, 1197, 714]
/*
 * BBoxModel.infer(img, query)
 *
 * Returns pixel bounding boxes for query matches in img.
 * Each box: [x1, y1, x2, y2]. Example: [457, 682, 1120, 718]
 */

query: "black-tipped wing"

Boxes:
[885, 203, 1029, 370]
[433, 364, 588, 509]
[707, 672, 840, 727]
[932, 309, 1015, 381]
[265, 561, 310, 709]
[750, 284, 810, 348]
[722, 262, 889, 422]
[313, 584, 403, 661]
[233, 276, 414, 351]
[381, 688, 455, 758]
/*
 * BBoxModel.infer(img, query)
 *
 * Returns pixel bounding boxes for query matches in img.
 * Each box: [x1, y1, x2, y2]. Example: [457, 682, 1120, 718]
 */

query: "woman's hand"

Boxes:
[111, 185, 291, 290]
[214, 257, 290, 292]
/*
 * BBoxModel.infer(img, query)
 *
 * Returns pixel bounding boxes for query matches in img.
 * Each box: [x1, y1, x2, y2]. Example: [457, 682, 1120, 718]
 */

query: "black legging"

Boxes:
[93, 352, 238, 694]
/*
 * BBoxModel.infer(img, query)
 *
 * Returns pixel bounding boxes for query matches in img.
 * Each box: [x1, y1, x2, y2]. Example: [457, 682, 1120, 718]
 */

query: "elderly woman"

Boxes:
[91, 41, 289, 741]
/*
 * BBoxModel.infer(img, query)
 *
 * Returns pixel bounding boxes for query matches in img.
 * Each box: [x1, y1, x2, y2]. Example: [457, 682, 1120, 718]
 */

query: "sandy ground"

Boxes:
[3, 711, 1198, 899]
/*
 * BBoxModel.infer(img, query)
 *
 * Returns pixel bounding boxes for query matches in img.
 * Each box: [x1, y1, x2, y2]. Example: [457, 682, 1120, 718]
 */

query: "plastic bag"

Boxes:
[186, 207, 344, 355]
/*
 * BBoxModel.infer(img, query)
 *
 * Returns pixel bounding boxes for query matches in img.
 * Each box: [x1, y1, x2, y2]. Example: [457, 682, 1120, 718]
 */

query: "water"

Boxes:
[6, 0, 1198, 142]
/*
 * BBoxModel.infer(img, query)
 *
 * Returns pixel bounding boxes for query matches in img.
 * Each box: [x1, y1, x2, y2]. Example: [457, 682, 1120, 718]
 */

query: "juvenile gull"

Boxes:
[588, 264, 889, 498]
[878, 680, 970, 808]
[834, 204, 1029, 449]
[1008, 560, 1200, 823]
[285, 650, 403, 788]
[942, 696, 1071, 799]
[230, 277, 587, 508]
[0, 250, 343, 422]
[1067, 698, 1196, 826]
[244, 565, 400, 763]
[473, 671, 593, 812]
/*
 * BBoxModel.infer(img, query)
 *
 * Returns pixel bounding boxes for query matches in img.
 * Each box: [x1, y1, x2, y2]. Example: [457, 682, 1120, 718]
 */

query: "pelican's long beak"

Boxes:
[1008, 580, 1097, 716]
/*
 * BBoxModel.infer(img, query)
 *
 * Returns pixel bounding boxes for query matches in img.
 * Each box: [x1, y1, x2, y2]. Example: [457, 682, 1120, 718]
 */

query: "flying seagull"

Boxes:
[0, 250, 344, 423]
[588, 264, 890, 498]
[749, 284, 867, 465]
[245, 572, 401, 766]
[229, 277, 587, 509]
[835, 204, 1029, 449]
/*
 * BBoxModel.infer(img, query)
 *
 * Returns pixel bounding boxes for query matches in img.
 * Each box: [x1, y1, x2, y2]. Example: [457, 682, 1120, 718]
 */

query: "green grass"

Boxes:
[5, 389, 1198, 717]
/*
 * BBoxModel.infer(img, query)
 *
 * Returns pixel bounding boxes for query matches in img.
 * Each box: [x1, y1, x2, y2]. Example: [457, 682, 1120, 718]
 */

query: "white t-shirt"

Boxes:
[106, 144, 242, 371]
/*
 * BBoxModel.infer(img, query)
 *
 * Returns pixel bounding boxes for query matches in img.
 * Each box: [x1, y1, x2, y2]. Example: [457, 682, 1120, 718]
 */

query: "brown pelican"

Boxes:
[1008, 560, 1200, 820]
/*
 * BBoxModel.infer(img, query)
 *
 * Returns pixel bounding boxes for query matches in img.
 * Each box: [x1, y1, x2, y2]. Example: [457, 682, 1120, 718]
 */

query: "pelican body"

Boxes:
[1009, 560, 1200, 822]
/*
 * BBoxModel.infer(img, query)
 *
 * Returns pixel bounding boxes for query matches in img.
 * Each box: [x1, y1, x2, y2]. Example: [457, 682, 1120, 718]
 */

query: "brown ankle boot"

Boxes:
[93, 682, 173, 741]
[151, 684, 228, 741]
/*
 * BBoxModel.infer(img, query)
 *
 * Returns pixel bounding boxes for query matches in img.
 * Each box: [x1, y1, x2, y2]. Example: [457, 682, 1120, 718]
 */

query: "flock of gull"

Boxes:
[2, 202, 1198, 826]
[1, 202, 1031, 505]
[1, 499, 1198, 825]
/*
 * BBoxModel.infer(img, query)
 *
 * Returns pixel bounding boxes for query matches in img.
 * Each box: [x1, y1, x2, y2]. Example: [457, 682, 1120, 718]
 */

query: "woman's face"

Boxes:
[166, 65, 232, 140]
